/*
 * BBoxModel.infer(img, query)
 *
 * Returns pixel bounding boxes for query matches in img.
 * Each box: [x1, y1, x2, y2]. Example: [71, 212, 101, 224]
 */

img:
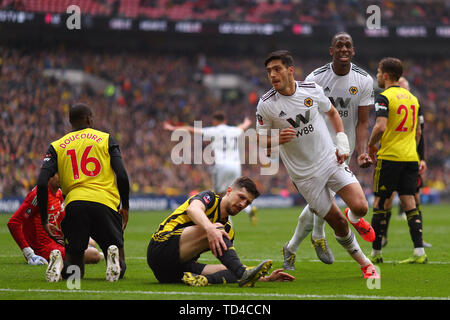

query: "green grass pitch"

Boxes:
[0, 204, 449, 300]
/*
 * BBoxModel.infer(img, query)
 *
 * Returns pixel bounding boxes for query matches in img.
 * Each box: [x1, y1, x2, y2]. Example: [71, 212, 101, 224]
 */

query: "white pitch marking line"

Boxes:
[0, 288, 448, 300]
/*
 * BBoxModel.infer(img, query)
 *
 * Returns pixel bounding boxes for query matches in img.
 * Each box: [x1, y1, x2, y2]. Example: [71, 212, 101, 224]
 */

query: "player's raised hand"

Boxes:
[279, 126, 297, 144]
[163, 121, 176, 131]
[357, 153, 373, 168]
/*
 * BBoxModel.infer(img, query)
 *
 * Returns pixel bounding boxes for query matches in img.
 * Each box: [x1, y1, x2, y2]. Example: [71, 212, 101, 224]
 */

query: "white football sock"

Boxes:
[312, 214, 326, 240]
[335, 230, 371, 267]
[287, 205, 314, 253]
[346, 208, 361, 224]
[371, 249, 382, 256]
[414, 247, 425, 256]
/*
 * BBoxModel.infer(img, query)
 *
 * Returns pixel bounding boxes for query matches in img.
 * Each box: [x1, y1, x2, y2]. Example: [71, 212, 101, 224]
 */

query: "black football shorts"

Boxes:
[61, 200, 124, 255]
[147, 236, 206, 283]
[373, 159, 419, 198]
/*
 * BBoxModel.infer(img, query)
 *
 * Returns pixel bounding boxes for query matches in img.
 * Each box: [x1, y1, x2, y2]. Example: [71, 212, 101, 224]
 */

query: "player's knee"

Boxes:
[351, 199, 368, 217]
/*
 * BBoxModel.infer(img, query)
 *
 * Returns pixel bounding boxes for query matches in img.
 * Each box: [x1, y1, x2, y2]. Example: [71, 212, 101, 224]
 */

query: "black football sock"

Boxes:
[216, 237, 246, 279]
[371, 208, 388, 251]
[205, 270, 238, 284]
[384, 210, 392, 235]
[406, 208, 423, 248]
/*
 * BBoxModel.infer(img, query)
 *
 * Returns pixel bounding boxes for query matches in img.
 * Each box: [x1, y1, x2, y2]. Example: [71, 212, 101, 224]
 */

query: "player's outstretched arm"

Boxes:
[163, 121, 203, 134]
[237, 117, 252, 131]
[259, 269, 295, 282]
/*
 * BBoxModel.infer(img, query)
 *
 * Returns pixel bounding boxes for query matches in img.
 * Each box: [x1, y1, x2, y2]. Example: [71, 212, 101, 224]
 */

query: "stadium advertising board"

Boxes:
[1, 10, 448, 39]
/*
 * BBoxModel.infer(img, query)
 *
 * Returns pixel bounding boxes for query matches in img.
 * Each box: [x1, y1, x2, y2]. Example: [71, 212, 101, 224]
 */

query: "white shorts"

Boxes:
[213, 163, 241, 193]
[292, 164, 359, 218]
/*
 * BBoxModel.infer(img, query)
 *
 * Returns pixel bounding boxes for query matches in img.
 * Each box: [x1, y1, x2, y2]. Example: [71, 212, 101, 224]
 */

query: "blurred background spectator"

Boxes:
[1, 46, 448, 198]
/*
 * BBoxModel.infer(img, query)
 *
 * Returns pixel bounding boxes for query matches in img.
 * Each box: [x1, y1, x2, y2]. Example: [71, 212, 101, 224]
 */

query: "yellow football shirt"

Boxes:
[51, 128, 120, 211]
[375, 86, 421, 162]
[152, 191, 234, 242]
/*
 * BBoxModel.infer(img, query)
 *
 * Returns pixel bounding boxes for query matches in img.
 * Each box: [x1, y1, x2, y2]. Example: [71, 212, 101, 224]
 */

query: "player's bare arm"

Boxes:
[186, 199, 229, 257]
[259, 269, 295, 282]
[163, 121, 203, 134]
[356, 105, 372, 168]
[367, 116, 387, 163]
[237, 117, 252, 131]
[325, 105, 349, 164]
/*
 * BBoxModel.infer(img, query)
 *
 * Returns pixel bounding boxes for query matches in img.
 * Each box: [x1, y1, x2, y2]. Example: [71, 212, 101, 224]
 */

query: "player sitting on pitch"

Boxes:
[147, 176, 294, 287]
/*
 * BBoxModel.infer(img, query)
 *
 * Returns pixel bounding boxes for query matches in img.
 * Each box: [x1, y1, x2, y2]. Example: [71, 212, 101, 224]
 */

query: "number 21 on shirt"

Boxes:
[395, 104, 416, 132]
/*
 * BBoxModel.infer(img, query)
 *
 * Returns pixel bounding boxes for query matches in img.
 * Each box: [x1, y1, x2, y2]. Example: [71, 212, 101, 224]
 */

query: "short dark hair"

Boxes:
[232, 176, 260, 199]
[264, 50, 294, 68]
[212, 111, 226, 122]
[331, 31, 353, 46]
[379, 57, 403, 81]
[69, 103, 92, 126]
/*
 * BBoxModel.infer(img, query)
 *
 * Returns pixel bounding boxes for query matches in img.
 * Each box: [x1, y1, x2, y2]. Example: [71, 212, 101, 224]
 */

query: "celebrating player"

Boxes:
[257, 50, 378, 279]
[147, 176, 294, 287]
[368, 58, 427, 264]
[164, 112, 258, 225]
[37, 103, 130, 282]
[283, 32, 375, 268]
[8, 173, 103, 265]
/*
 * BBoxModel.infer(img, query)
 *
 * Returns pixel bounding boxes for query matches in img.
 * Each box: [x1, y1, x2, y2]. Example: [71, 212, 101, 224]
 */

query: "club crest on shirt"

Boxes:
[304, 98, 313, 107]
[349, 86, 358, 95]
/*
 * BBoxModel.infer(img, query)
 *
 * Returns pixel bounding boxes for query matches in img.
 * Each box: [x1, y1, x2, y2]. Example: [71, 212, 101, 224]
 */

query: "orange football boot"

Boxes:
[344, 208, 375, 242]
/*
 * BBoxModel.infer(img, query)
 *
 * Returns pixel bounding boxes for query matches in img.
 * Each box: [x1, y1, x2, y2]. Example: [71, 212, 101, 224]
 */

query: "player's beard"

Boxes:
[226, 203, 241, 216]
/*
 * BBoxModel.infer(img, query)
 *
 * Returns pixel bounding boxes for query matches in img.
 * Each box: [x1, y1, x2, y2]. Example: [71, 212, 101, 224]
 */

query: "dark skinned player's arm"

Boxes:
[109, 135, 130, 210]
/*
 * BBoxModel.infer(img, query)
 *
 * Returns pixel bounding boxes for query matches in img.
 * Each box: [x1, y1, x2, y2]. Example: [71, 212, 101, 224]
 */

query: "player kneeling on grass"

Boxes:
[147, 176, 294, 287]
[8, 173, 103, 266]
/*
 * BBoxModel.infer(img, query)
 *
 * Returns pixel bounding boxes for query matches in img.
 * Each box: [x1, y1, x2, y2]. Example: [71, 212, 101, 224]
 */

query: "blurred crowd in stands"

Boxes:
[1, 0, 449, 26]
[0, 47, 449, 198]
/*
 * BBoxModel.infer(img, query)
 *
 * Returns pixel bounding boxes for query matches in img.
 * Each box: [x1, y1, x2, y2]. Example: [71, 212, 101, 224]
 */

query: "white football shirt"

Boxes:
[202, 124, 243, 165]
[256, 81, 336, 180]
[305, 62, 374, 157]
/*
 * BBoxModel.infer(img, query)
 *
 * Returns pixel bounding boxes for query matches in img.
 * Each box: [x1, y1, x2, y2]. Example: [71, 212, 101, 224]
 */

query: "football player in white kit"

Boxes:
[283, 32, 375, 268]
[257, 50, 378, 279]
[164, 112, 258, 225]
